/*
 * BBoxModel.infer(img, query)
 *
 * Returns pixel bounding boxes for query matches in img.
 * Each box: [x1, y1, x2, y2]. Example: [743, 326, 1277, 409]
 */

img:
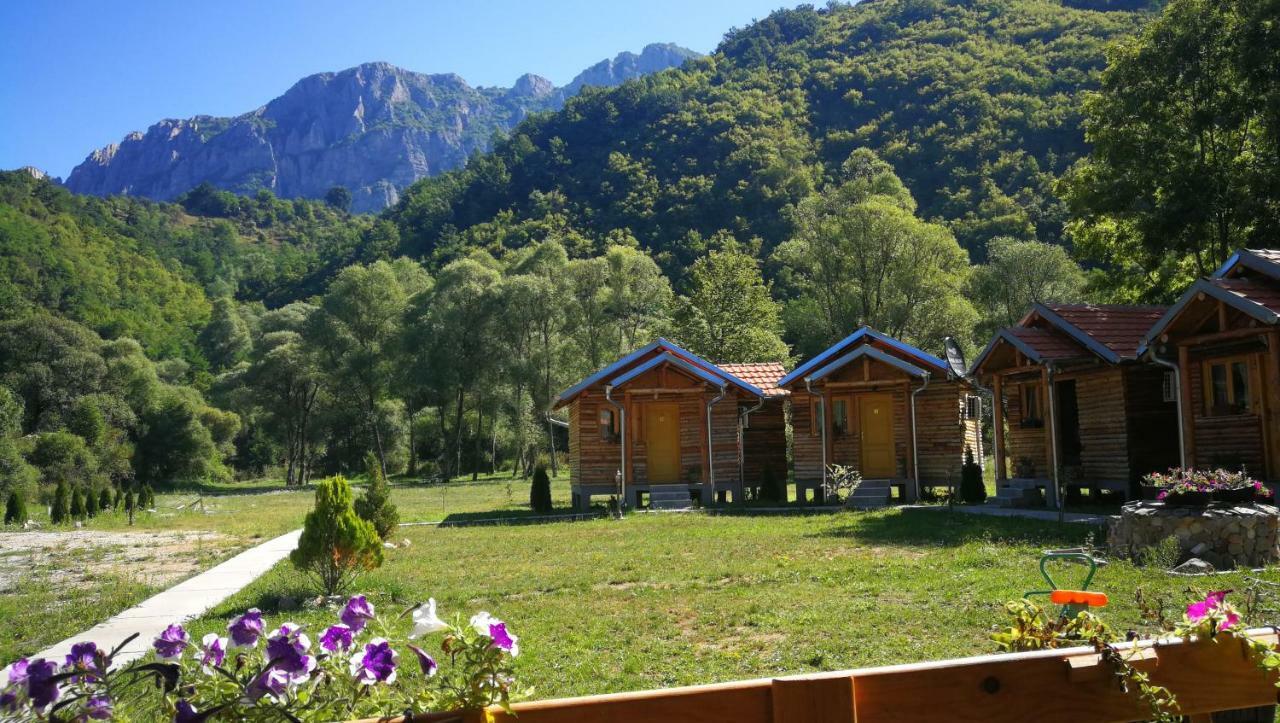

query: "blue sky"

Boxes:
[0, 0, 792, 179]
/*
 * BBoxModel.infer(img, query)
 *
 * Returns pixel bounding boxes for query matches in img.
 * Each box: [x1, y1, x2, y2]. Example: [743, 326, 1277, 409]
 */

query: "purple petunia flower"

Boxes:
[0, 692, 16, 712]
[4, 658, 29, 685]
[265, 623, 316, 681]
[348, 638, 398, 685]
[227, 608, 265, 648]
[246, 667, 291, 702]
[85, 694, 113, 720]
[340, 595, 375, 632]
[489, 622, 518, 655]
[153, 624, 189, 661]
[63, 641, 101, 681]
[197, 633, 227, 670]
[173, 699, 201, 723]
[407, 644, 437, 677]
[319, 624, 354, 653]
[25, 659, 60, 710]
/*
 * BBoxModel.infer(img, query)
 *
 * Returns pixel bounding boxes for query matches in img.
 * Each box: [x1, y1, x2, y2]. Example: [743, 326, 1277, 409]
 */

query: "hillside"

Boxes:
[391, 0, 1154, 269]
[63, 45, 699, 213]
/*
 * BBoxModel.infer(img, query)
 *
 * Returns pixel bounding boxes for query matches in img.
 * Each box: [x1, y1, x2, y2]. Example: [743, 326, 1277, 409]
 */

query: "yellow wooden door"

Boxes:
[859, 394, 895, 478]
[645, 402, 681, 483]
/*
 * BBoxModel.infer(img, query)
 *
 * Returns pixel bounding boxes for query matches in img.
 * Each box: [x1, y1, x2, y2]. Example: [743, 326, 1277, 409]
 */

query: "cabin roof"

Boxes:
[776, 326, 947, 388]
[1213, 248, 1280, 279]
[1141, 271, 1280, 353]
[1037, 304, 1167, 361]
[552, 338, 771, 409]
[718, 362, 789, 397]
[974, 302, 1165, 373]
[808, 345, 929, 382]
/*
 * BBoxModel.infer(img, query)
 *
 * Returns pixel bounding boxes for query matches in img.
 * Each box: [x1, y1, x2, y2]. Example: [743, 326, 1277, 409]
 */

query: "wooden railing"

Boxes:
[360, 628, 1280, 723]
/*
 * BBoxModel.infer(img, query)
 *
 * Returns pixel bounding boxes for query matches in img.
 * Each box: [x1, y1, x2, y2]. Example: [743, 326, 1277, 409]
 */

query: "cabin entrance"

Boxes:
[645, 402, 681, 483]
[859, 394, 895, 477]
[1055, 379, 1082, 466]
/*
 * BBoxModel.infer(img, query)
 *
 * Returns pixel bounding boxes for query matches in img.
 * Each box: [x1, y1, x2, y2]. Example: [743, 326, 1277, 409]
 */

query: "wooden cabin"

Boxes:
[1141, 249, 1280, 481]
[971, 304, 1178, 504]
[778, 327, 981, 505]
[552, 340, 788, 510]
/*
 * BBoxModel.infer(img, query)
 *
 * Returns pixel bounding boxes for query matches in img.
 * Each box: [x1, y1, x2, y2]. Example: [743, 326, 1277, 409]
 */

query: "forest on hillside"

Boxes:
[1, 0, 1278, 506]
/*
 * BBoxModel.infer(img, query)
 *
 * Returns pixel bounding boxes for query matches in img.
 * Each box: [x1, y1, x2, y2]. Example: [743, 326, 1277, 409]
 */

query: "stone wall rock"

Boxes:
[1108, 501, 1280, 569]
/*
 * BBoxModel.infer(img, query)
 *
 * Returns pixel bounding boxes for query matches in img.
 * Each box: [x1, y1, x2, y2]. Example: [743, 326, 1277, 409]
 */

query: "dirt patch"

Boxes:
[0, 530, 231, 594]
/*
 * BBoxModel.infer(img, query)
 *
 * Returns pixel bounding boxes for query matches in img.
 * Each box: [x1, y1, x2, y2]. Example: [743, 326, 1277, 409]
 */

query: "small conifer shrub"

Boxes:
[4, 492, 26, 526]
[529, 463, 553, 514]
[51, 480, 71, 524]
[291, 475, 383, 595]
[354, 452, 399, 540]
[959, 446, 986, 504]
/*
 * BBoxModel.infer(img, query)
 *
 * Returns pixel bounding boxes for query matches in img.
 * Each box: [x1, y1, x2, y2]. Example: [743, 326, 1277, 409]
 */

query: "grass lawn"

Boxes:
[176, 506, 1279, 702]
[0, 472, 572, 661]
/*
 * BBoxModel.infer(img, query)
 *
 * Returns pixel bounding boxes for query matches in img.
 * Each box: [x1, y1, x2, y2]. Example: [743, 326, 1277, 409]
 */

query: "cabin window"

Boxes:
[1021, 385, 1042, 426]
[598, 408, 619, 442]
[832, 399, 849, 435]
[1204, 357, 1252, 415]
[964, 395, 981, 421]
[809, 397, 824, 436]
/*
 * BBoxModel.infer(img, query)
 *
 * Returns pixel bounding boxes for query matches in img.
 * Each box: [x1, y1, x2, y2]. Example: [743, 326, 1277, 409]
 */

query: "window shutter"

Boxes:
[1162, 372, 1177, 403]
[964, 394, 981, 420]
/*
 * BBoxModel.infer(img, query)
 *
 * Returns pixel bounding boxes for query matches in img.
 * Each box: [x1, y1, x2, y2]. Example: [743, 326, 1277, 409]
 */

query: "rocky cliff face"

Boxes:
[65, 45, 698, 213]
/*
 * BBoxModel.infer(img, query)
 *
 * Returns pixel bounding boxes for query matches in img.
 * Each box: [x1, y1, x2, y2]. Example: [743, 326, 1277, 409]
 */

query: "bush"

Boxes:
[1140, 535, 1183, 570]
[140, 484, 155, 509]
[959, 446, 986, 504]
[124, 487, 136, 525]
[51, 479, 70, 524]
[354, 452, 399, 540]
[760, 466, 785, 503]
[85, 486, 98, 517]
[4, 491, 26, 525]
[70, 487, 86, 519]
[291, 475, 383, 595]
[530, 463, 553, 514]
[98, 487, 112, 512]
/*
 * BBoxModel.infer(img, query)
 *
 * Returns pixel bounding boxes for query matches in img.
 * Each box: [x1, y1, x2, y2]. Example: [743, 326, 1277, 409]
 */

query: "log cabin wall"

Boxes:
[791, 389, 823, 485]
[1059, 366, 1130, 487]
[1004, 378, 1050, 478]
[915, 383, 978, 485]
[741, 399, 787, 486]
[1122, 365, 1181, 482]
[1185, 346, 1268, 474]
[569, 395, 623, 487]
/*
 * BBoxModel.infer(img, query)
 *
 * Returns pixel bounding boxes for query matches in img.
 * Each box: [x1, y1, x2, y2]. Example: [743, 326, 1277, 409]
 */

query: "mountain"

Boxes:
[391, 0, 1154, 267]
[64, 44, 699, 213]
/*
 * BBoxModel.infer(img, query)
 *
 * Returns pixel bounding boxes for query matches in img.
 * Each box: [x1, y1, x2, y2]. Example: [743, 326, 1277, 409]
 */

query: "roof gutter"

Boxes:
[1046, 364, 1063, 522]
[738, 395, 767, 490]
[806, 378, 827, 492]
[1145, 346, 1187, 469]
[910, 371, 931, 502]
[604, 385, 627, 512]
[706, 382, 729, 499]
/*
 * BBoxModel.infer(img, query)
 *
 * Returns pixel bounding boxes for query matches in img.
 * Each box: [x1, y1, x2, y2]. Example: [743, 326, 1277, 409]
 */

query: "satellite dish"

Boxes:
[943, 336, 968, 378]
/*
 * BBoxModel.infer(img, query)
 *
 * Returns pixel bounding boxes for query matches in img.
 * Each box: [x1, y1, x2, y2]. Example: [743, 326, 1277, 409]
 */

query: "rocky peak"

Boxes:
[510, 73, 556, 98]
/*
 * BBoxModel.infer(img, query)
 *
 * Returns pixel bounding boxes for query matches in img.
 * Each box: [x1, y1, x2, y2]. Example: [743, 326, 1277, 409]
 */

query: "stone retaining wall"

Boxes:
[1107, 502, 1280, 569]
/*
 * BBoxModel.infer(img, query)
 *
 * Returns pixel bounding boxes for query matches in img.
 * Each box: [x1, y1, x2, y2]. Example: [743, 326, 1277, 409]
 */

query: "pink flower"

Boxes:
[1186, 590, 1234, 625]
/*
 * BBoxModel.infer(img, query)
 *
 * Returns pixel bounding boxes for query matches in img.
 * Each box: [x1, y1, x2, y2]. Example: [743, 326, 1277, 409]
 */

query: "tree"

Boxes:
[529, 462, 552, 514]
[199, 297, 252, 371]
[1063, 0, 1280, 298]
[98, 487, 112, 512]
[969, 238, 1088, 337]
[133, 389, 220, 486]
[775, 150, 977, 357]
[325, 186, 353, 213]
[290, 475, 383, 595]
[84, 486, 98, 517]
[51, 479, 70, 524]
[70, 487, 85, 519]
[959, 447, 986, 504]
[671, 243, 789, 363]
[4, 492, 27, 525]
[354, 452, 399, 540]
[308, 260, 429, 478]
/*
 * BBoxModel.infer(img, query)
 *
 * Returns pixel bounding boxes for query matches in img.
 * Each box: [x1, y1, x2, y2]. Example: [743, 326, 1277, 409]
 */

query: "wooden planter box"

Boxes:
[353, 630, 1280, 723]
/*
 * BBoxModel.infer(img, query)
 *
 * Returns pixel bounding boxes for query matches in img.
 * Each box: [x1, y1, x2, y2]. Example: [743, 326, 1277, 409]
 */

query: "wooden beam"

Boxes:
[822, 380, 910, 390]
[992, 375, 1006, 482]
[619, 388, 707, 396]
[771, 675, 855, 723]
[1176, 326, 1270, 347]
[1266, 331, 1280, 480]
[1041, 368, 1057, 504]
[1218, 300, 1229, 331]
[1179, 344, 1197, 466]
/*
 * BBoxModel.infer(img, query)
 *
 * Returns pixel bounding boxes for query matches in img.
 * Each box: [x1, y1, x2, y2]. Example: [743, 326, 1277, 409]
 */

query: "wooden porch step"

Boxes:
[648, 486, 693, 510]
[848, 479, 893, 509]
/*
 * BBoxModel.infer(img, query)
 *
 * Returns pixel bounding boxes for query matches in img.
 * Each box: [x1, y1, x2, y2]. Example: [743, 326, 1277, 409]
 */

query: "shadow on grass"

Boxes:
[809, 507, 1101, 548]
[434, 508, 605, 527]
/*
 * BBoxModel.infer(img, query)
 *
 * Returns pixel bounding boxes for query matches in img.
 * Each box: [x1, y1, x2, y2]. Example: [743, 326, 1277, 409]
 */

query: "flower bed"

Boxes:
[1142, 467, 1273, 505]
[0, 595, 519, 721]
[1108, 500, 1280, 569]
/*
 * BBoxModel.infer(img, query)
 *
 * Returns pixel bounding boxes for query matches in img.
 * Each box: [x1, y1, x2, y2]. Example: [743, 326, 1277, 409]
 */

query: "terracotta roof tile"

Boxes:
[1044, 304, 1167, 360]
[719, 362, 789, 397]
[1210, 277, 1280, 315]
[1007, 327, 1089, 362]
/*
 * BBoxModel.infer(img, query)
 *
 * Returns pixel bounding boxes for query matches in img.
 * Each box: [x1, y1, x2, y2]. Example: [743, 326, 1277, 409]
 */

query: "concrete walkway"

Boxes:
[37, 529, 301, 665]
[929, 504, 1110, 525]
